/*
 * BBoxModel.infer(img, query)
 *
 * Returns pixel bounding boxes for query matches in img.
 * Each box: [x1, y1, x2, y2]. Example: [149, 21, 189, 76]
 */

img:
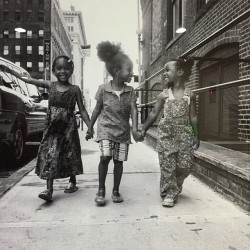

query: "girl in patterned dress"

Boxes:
[141, 58, 200, 207]
[86, 41, 143, 206]
[1, 56, 92, 202]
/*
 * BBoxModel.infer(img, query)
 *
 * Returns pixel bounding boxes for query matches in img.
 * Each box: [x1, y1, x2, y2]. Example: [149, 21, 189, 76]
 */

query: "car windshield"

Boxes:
[27, 84, 40, 98]
[0, 71, 14, 89]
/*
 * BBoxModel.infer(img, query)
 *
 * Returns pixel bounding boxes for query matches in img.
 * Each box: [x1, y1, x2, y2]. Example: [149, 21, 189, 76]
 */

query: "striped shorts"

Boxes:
[99, 140, 129, 161]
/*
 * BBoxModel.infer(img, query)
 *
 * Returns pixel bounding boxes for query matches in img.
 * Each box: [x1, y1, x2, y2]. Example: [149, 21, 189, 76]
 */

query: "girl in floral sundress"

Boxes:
[141, 58, 200, 207]
[0, 56, 92, 202]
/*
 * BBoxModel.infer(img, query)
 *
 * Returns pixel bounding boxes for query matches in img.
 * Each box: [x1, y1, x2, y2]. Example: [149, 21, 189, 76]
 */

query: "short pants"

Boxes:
[99, 140, 129, 161]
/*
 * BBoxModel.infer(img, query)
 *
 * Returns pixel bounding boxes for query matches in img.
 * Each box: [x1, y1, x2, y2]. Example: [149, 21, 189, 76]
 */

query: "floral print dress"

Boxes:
[156, 87, 194, 199]
[35, 82, 83, 180]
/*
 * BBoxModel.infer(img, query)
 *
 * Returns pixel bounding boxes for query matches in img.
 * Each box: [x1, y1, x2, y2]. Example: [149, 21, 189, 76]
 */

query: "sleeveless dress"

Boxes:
[156, 87, 194, 199]
[35, 82, 83, 180]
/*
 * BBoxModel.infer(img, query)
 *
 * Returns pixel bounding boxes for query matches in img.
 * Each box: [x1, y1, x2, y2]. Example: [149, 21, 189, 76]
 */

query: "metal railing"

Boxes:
[138, 77, 250, 108]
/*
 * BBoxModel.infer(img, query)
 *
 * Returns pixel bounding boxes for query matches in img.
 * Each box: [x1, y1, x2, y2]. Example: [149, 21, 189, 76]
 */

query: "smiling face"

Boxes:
[118, 59, 134, 83]
[163, 61, 184, 85]
[53, 57, 73, 83]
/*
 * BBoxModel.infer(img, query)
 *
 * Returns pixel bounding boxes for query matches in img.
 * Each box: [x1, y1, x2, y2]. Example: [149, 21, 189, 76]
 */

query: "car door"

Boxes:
[9, 65, 46, 135]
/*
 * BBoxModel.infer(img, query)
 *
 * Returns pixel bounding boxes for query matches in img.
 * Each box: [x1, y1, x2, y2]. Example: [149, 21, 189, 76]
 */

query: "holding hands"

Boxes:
[85, 128, 94, 141]
[132, 129, 144, 142]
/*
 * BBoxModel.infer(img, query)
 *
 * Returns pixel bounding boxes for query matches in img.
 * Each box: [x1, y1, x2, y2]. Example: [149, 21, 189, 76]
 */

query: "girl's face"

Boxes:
[53, 58, 73, 83]
[163, 61, 182, 84]
[118, 59, 134, 83]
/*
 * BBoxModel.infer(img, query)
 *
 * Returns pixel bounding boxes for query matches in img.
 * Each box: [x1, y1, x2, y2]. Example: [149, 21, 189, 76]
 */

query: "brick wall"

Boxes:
[140, 0, 250, 142]
[239, 16, 250, 141]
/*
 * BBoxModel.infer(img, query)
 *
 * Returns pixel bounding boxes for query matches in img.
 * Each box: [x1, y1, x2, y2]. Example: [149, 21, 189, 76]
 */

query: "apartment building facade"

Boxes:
[0, 0, 71, 84]
[139, 0, 250, 149]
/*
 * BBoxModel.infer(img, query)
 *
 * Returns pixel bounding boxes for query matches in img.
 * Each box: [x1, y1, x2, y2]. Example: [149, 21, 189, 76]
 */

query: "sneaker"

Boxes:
[112, 190, 124, 203]
[162, 196, 175, 207]
[95, 190, 106, 206]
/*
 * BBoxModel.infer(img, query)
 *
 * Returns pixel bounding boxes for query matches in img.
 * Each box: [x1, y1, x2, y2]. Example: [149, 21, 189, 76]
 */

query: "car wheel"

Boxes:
[12, 127, 24, 163]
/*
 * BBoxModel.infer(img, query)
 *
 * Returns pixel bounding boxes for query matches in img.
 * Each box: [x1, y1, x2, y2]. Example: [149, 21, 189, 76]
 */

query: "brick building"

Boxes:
[139, 0, 250, 211]
[0, 0, 71, 83]
[139, 0, 250, 149]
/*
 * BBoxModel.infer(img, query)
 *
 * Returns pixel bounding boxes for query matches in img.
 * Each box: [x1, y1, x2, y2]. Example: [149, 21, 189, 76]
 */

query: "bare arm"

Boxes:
[76, 87, 91, 127]
[88, 100, 103, 131]
[141, 92, 165, 135]
[189, 91, 200, 150]
[131, 99, 143, 142]
[131, 100, 138, 133]
[0, 64, 51, 88]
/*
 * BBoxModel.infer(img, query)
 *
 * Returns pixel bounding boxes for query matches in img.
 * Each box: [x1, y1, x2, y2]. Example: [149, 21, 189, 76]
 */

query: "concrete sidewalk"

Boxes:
[0, 130, 249, 250]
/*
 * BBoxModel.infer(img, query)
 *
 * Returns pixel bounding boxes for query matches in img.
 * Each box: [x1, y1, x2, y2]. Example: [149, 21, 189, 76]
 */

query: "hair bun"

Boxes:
[97, 41, 123, 63]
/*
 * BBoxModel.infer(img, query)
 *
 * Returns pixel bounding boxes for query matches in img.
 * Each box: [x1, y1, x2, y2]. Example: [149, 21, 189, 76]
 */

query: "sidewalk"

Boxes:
[0, 130, 249, 250]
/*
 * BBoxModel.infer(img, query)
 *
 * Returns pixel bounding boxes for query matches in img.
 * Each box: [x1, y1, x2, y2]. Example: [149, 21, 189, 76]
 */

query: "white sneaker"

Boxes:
[162, 197, 175, 207]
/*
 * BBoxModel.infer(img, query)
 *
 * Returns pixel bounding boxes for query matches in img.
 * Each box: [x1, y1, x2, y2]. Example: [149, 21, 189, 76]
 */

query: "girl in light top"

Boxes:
[86, 41, 143, 206]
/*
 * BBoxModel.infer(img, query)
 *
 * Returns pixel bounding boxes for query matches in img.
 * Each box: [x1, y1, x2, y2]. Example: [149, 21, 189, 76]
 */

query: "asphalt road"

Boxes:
[0, 144, 39, 178]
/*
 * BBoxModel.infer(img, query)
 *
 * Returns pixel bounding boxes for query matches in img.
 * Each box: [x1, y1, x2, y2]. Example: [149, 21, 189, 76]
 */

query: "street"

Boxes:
[0, 144, 39, 194]
[0, 130, 249, 250]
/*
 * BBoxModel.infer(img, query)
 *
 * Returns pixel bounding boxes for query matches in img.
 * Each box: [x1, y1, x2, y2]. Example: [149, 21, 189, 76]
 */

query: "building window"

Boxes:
[197, 0, 210, 11]
[172, 0, 186, 38]
[71, 26, 74, 32]
[38, 11, 44, 22]
[27, 62, 32, 70]
[27, 10, 32, 21]
[38, 46, 44, 55]
[71, 17, 74, 23]
[15, 10, 21, 21]
[38, 62, 44, 72]
[15, 0, 21, 4]
[27, 46, 32, 54]
[15, 45, 21, 55]
[15, 31, 21, 39]
[4, 0, 9, 4]
[27, 30, 32, 38]
[199, 44, 239, 145]
[38, 30, 44, 37]
[68, 26, 70, 32]
[4, 46, 9, 55]
[15, 62, 21, 66]
[3, 29, 9, 38]
[3, 11, 9, 21]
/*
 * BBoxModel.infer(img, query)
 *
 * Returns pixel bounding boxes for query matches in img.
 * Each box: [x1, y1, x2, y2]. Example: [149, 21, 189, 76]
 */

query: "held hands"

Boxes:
[132, 130, 144, 142]
[193, 137, 200, 151]
[85, 128, 94, 141]
[141, 129, 146, 138]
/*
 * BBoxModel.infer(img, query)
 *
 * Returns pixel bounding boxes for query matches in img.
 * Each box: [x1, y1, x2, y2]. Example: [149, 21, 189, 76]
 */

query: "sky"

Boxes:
[59, 0, 141, 102]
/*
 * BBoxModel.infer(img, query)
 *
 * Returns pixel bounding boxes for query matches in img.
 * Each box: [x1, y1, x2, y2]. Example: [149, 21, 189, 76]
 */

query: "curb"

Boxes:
[0, 158, 37, 199]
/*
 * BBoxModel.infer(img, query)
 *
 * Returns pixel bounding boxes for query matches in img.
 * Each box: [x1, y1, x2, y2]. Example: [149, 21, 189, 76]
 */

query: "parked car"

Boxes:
[0, 57, 48, 166]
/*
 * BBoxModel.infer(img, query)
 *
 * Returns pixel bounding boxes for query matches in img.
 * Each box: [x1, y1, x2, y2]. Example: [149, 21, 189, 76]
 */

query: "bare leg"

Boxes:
[113, 159, 123, 191]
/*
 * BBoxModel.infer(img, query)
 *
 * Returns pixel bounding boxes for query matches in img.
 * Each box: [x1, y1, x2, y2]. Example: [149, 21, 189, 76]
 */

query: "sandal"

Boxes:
[38, 190, 53, 202]
[64, 182, 78, 193]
